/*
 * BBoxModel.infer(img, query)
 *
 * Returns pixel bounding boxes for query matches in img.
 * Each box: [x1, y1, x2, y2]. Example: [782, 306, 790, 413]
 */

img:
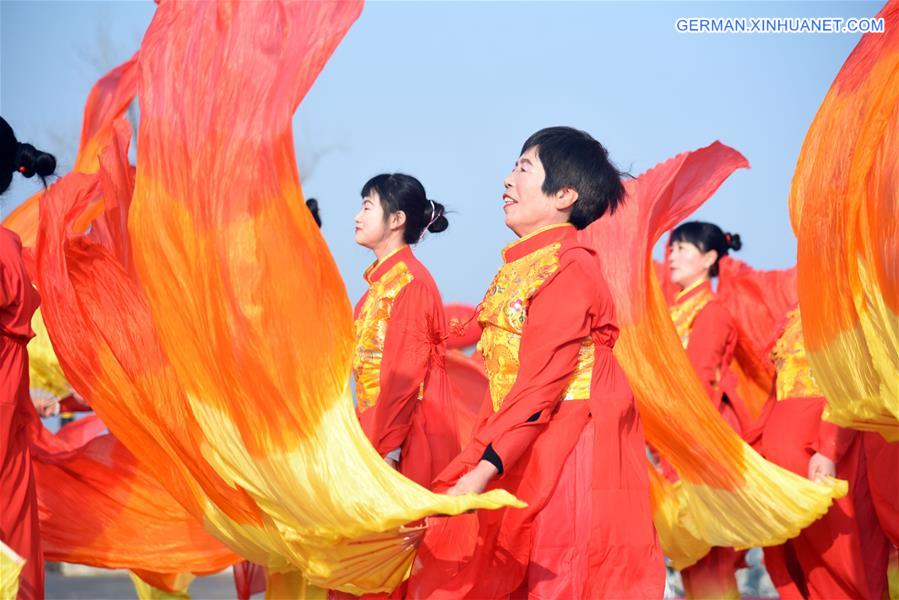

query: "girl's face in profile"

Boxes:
[354, 191, 389, 249]
[668, 240, 716, 289]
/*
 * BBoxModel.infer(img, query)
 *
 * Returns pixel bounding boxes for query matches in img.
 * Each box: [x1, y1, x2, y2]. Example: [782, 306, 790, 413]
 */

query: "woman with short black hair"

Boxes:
[414, 127, 664, 599]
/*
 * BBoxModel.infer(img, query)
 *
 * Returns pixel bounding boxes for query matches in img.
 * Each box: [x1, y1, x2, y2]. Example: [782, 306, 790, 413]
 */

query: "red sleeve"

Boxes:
[58, 395, 92, 413]
[1, 232, 21, 316]
[359, 281, 435, 457]
[813, 420, 856, 464]
[685, 302, 735, 407]
[485, 255, 595, 473]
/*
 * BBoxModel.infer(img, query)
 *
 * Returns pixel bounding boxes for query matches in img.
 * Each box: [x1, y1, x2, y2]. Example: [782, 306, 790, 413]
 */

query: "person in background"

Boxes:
[1, 115, 56, 600]
[665, 220, 752, 599]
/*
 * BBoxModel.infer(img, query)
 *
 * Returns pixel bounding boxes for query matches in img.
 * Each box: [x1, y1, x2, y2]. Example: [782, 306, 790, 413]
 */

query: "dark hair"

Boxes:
[360, 173, 448, 244]
[305, 198, 322, 228]
[0, 116, 57, 194]
[669, 221, 742, 277]
[520, 126, 625, 230]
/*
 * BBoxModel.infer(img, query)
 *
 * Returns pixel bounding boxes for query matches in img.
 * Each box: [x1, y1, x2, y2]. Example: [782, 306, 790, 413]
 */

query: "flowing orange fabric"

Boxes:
[30, 412, 238, 586]
[579, 141, 846, 560]
[34, 1, 518, 594]
[789, 0, 899, 441]
[27, 264, 234, 592]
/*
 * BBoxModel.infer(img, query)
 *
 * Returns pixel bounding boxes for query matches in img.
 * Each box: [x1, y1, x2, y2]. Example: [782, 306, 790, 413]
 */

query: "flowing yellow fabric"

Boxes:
[789, 0, 899, 441]
[580, 142, 846, 565]
[0, 541, 24, 600]
[647, 466, 710, 571]
[28, 308, 70, 400]
[34, 1, 519, 594]
[128, 572, 195, 600]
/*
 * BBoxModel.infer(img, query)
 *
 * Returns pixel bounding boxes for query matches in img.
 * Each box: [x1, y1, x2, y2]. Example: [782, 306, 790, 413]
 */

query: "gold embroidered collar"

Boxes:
[364, 245, 410, 284]
[502, 222, 574, 263]
[675, 277, 711, 303]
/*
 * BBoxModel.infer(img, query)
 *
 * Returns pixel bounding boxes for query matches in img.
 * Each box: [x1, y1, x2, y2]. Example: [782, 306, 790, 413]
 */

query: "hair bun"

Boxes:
[426, 200, 449, 234]
[305, 198, 322, 228]
[724, 232, 742, 252]
[15, 142, 56, 179]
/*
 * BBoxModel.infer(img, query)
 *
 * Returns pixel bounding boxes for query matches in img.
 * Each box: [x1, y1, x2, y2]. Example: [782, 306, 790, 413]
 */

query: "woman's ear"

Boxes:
[554, 186, 579, 211]
[389, 210, 407, 232]
[703, 249, 719, 270]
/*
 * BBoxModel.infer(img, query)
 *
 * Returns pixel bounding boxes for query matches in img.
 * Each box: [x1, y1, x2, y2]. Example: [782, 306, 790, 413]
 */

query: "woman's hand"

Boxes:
[445, 460, 499, 496]
[33, 397, 60, 417]
[808, 452, 836, 482]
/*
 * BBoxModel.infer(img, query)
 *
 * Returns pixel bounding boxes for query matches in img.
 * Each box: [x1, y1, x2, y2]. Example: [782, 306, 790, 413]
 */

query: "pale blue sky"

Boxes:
[1, 1, 882, 304]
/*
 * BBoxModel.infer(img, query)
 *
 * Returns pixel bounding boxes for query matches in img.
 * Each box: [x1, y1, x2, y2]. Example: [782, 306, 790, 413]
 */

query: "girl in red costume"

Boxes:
[413, 127, 664, 599]
[666, 221, 751, 599]
[351, 173, 457, 489]
[1, 116, 56, 600]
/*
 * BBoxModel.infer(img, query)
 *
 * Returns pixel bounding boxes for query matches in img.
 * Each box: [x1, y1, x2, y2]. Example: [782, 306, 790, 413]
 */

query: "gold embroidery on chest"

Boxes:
[476, 243, 595, 411]
[771, 308, 822, 401]
[670, 288, 714, 349]
[353, 262, 414, 412]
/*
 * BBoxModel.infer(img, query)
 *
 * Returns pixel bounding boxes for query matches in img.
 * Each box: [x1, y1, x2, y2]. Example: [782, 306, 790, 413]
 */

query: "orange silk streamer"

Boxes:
[579, 142, 845, 565]
[35, 1, 519, 594]
[789, 0, 899, 441]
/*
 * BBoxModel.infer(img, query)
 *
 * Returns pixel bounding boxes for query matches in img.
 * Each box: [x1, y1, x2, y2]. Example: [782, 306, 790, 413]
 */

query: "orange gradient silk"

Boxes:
[30, 414, 238, 586]
[34, 1, 519, 594]
[579, 142, 845, 568]
[789, 0, 899, 441]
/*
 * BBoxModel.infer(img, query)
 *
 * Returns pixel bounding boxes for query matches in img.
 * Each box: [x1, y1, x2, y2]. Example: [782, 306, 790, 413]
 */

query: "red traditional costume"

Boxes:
[758, 308, 889, 599]
[1, 227, 43, 600]
[353, 245, 458, 488]
[863, 432, 899, 547]
[412, 223, 663, 599]
[670, 279, 752, 435]
[668, 278, 750, 599]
